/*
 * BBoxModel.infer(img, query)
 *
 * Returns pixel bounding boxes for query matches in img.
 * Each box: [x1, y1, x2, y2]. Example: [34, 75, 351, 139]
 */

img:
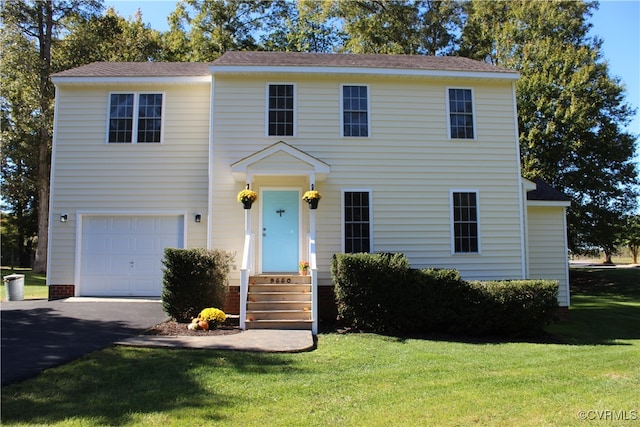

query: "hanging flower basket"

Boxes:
[237, 186, 257, 209]
[302, 190, 322, 209]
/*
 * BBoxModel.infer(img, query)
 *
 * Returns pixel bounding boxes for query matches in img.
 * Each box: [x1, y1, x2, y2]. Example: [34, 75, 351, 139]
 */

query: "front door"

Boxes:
[262, 190, 299, 272]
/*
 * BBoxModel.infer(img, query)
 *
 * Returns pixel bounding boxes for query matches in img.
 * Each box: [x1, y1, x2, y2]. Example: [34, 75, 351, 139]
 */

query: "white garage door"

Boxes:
[80, 215, 184, 296]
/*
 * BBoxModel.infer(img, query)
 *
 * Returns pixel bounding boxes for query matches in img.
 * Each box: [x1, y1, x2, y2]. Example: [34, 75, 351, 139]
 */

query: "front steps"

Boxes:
[246, 275, 312, 330]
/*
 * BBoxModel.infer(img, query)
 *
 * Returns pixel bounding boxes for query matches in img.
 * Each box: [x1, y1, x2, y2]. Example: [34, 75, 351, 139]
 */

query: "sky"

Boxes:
[104, 0, 640, 138]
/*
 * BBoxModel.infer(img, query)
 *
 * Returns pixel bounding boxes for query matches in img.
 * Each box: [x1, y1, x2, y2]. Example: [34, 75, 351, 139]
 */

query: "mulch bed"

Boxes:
[145, 320, 242, 337]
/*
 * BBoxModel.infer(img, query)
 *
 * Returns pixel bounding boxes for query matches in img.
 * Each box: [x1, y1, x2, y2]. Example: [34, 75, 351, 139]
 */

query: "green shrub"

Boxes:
[331, 253, 409, 331]
[331, 252, 559, 336]
[467, 280, 559, 336]
[161, 248, 234, 322]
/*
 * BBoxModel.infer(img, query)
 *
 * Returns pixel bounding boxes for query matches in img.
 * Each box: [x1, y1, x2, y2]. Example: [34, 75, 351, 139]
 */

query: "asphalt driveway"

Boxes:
[1, 298, 168, 386]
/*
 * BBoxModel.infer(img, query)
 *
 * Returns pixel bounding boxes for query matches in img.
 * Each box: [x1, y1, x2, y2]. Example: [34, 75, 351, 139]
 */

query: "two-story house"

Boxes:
[49, 52, 571, 333]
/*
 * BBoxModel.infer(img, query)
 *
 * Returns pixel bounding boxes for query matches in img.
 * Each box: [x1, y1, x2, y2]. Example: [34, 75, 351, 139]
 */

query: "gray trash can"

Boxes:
[3, 274, 25, 301]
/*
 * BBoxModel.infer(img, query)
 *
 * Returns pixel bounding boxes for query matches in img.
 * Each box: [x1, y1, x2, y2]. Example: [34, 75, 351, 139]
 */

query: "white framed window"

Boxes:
[342, 189, 372, 253]
[341, 84, 370, 137]
[446, 88, 475, 140]
[450, 190, 480, 254]
[108, 93, 164, 143]
[266, 83, 295, 136]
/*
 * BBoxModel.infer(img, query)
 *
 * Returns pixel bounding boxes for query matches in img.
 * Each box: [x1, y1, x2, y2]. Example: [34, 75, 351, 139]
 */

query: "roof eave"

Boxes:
[209, 65, 520, 80]
[51, 75, 212, 85]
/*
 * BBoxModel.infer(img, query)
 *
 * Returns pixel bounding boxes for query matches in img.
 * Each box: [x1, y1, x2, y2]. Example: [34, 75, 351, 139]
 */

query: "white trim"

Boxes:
[515, 84, 527, 279]
[258, 188, 302, 274]
[446, 87, 476, 141]
[562, 207, 571, 307]
[106, 92, 166, 144]
[340, 83, 371, 138]
[265, 82, 297, 138]
[74, 211, 187, 297]
[341, 188, 374, 253]
[527, 200, 572, 207]
[449, 189, 481, 255]
[211, 65, 520, 81]
[46, 86, 62, 286]
[52, 76, 212, 85]
[207, 77, 216, 249]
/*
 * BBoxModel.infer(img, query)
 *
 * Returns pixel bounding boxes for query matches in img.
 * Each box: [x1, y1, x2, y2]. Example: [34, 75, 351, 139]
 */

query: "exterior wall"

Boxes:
[527, 205, 570, 306]
[48, 83, 211, 287]
[210, 73, 525, 286]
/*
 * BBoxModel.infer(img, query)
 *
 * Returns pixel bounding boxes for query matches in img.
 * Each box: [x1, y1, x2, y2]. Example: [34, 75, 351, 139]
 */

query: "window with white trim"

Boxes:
[344, 191, 371, 253]
[268, 84, 294, 136]
[448, 88, 474, 139]
[342, 85, 369, 137]
[452, 191, 479, 253]
[108, 93, 163, 143]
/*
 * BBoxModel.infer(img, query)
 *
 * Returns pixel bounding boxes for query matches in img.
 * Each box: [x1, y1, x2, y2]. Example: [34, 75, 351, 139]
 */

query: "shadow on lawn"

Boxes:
[1, 343, 300, 425]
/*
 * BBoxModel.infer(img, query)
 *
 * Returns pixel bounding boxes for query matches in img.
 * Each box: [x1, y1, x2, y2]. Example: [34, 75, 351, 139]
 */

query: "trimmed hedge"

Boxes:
[332, 253, 559, 336]
[162, 248, 234, 322]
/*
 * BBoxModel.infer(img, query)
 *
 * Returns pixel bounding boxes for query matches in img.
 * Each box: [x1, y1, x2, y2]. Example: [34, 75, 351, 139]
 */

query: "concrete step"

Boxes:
[248, 301, 311, 311]
[248, 284, 311, 293]
[248, 291, 311, 302]
[250, 275, 311, 285]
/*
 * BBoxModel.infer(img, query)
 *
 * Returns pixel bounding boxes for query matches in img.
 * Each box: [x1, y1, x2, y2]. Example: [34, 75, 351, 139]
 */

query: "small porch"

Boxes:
[230, 141, 330, 335]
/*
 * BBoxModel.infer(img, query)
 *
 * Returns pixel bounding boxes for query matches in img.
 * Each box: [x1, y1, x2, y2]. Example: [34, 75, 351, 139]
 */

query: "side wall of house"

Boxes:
[48, 83, 211, 289]
[527, 205, 570, 306]
[210, 73, 525, 286]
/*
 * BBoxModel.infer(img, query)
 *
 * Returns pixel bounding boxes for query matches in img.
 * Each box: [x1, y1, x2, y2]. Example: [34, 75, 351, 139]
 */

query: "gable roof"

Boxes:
[212, 51, 515, 74]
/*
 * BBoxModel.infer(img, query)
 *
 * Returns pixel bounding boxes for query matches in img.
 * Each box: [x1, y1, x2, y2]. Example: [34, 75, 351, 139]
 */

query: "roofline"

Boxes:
[51, 76, 212, 85]
[209, 65, 520, 80]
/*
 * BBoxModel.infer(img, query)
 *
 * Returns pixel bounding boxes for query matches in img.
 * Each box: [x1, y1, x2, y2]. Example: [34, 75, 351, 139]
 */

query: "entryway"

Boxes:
[261, 190, 299, 273]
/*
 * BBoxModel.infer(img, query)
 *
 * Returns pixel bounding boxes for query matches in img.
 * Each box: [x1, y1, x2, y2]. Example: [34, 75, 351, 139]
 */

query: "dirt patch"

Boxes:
[146, 320, 241, 337]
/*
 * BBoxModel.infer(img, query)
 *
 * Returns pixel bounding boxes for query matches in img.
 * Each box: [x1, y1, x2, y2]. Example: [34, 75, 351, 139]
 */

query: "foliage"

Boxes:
[1, 0, 103, 272]
[459, 0, 639, 257]
[237, 189, 257, 203]
[161, 248, 233, 322]
[198, 307, 227, 324]
[301, 190, 321, 202]
[332, 253, 559, 336]
[298, 261, 309, 271]
[622, 215, 640, 264]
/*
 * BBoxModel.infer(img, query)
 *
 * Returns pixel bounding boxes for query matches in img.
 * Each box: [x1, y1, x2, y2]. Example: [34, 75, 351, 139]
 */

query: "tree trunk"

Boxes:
[32, 0, 53, 274]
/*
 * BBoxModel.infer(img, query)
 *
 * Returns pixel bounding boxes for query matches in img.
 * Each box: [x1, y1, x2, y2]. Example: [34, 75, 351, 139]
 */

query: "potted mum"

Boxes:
[302, 189, 322, 209]
[299, 261, 310, 275]
[237, 184, 257, 209]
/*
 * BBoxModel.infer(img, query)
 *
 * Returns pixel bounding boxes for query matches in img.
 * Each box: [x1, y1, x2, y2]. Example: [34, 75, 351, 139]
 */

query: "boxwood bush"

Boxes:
[332, 253, 559, 336]
[162, 248, 234, 322]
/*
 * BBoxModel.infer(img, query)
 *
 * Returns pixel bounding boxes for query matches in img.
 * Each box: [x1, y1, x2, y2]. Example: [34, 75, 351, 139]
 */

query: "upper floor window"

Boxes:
[344, 190, 371, 253]
[451, 191, 479, 253]
[342, 85, 369, 137]
[268, 84, 294, 136]
[108, 93, 163, 143]
[447, 88, 474, 139]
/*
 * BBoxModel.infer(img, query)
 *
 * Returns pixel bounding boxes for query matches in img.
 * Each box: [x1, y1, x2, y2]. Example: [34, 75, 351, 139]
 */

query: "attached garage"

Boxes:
[79, 215, 184, 296]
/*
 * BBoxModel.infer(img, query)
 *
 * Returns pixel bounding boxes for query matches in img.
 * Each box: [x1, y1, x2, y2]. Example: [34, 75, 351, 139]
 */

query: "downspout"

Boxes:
[207, 75, 215, 249]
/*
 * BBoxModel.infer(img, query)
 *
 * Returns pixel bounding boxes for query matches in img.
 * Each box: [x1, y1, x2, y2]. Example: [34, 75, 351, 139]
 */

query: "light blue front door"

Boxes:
[262, 190, 299, 272]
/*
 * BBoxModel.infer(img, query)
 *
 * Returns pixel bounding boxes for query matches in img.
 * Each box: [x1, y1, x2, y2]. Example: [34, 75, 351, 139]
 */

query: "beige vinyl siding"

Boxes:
[49, 83, 210, 285]
[211, 74, 524, 284]
[527, 206, 570, 306]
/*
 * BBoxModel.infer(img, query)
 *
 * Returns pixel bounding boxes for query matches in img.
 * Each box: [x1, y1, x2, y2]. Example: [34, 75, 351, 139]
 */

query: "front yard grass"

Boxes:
[1, 267, 639, 426]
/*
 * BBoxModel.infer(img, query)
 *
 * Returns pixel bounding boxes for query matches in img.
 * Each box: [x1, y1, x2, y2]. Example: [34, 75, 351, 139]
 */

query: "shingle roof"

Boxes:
[527, 178, 572, 202]
[52, 52, 516, 78]
[212, 51, 516, 74]
[52, 62, 213, 78]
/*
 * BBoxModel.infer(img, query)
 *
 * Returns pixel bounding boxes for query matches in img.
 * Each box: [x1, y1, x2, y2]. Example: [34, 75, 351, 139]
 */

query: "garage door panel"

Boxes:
[80, 215, 183, 296]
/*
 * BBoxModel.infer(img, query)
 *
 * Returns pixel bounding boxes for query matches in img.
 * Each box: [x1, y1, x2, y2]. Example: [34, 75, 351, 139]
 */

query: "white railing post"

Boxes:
[309, 204, 318, 335]
[239, 206, 252, 330]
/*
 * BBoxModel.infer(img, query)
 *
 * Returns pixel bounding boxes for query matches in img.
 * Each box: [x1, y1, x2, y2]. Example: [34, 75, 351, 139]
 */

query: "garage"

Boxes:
[79, 215, 184, 296]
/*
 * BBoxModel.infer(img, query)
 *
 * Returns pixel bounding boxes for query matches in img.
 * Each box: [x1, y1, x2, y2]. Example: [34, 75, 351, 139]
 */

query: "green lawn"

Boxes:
[1, 267, 48, 301]
[1, 267, 639, 426]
